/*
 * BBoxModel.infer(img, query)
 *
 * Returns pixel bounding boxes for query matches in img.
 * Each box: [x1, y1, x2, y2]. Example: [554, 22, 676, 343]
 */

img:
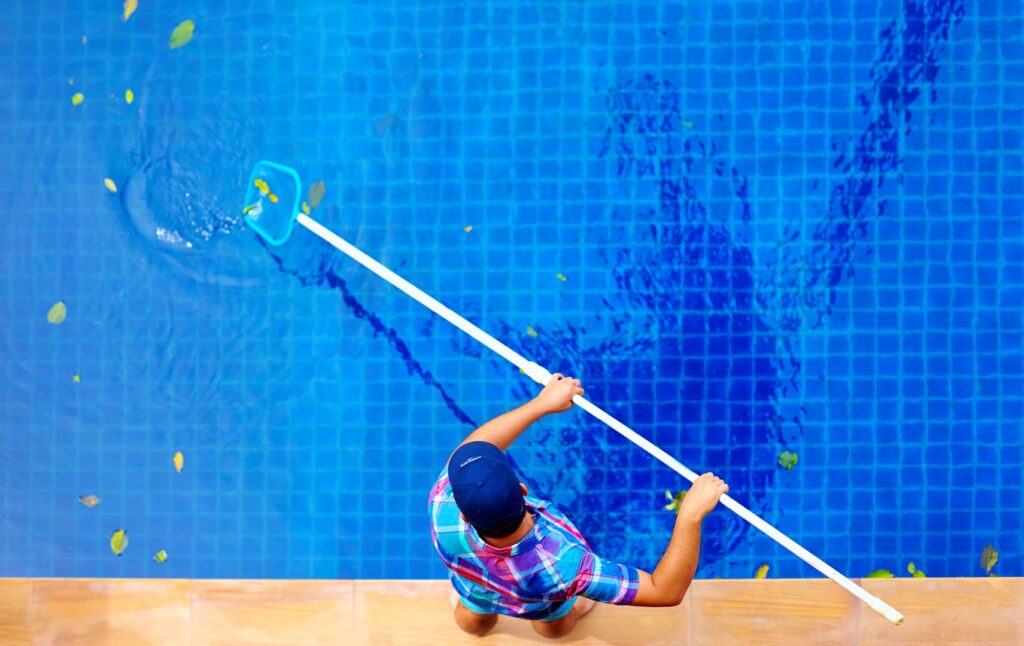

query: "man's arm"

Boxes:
[629, 473, 728, 606]
[448, 373, 583, 461]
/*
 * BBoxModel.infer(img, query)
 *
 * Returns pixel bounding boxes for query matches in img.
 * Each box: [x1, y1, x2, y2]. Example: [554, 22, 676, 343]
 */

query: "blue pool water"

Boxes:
[0, 0, 1020, 581]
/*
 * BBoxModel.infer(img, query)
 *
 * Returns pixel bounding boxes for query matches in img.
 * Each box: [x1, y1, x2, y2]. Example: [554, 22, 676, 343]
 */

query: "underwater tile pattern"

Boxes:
[0, 0, 1020, 582]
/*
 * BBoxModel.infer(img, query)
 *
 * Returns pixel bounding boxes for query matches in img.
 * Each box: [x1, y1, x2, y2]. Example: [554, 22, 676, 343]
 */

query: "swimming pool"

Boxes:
[0, 0, 1020, 582]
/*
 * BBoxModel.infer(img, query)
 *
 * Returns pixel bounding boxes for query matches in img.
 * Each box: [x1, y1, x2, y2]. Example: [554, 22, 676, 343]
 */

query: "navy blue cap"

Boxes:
[448, 441, 526, 538]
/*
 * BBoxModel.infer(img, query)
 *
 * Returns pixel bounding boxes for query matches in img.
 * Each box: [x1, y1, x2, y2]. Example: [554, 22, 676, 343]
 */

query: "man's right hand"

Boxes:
[677, 472, 728, 523]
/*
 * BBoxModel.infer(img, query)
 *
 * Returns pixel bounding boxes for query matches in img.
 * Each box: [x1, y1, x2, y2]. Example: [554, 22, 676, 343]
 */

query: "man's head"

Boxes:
[448, 441, 527, 538]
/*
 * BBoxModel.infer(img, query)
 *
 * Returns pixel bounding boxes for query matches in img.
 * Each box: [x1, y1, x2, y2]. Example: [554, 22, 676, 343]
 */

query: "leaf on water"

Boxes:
[464, 226, 472, 233]
[78, 495, 101, 508]
[47, 301, 67, 325]
[242, 204, 257, 215]
[912, 569, 926, 578]
[981, 544, 998, 573]
[123, 0, 138, 21]
[71, 92, 84, 106]
[526, 326, 538, 337]
[754, 563, 769, 579]
[865, 569, 893, 579]
[125, 89, 134, 104]
[778, 451, 798, 471]
[301, 202, 310, 215]
[682, 119, 694, 129]
[173, 451, 184, 474]
[556, 273, 568, 282]
[104, 178, 118, 193]
[110, 529, 128, 556]
[374, 113, 396, 135]
[253, 178, 270, 195]
[73, 374, 80, 382]
[268, 193, 278, 203]
[663, 489, 686, 513]
[907, 561, 915, 574]
[308, 180, 326, 209]
[169, 20, 195, 50]
[153, 550, 168, 563]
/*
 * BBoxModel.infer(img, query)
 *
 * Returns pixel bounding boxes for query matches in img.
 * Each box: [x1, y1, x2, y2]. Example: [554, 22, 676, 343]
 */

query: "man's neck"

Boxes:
[482, 511, 535, 548]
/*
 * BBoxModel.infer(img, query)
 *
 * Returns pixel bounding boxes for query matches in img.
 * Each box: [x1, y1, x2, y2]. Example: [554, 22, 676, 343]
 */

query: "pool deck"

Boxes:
[1, 577, 1020, 644]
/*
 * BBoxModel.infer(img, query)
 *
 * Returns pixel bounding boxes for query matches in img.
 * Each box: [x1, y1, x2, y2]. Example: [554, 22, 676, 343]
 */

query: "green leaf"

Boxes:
[981, 543, 998, 573]
[242, 204, 257, 215]
[47, 301, 67, 325]
[663, 489, 686, 513]
[682, 119, 694, 129]
[907, 561, 915, 574]
[308, 180, 326, 210]
[912, 570, 926, 578]
[169, 20, 195, 49]
[153, 550, 168, 563]
[778, 451, 798, 471]
[526, 326, 538, 337]
[754, 563, 769, 579]
[110, 529, 128, 556]
[556, 273, 568, 282]
[865, 569, 893, 579]
[71, 92, 85, 106]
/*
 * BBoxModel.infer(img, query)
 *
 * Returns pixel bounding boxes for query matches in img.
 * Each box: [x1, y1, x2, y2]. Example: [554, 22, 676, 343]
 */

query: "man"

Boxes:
[428, 373, 729, 638]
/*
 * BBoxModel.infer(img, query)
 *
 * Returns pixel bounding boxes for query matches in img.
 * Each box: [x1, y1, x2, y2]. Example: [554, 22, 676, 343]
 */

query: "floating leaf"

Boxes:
[110, 529, 128, 556]
[308, 180, 326, 209]
[778, 451, 798, 471]
[301, 201, 310, 215]
[663, 489, 686, 513]
[104, 178, 118, 193]
[173, 451, 184, 474]
[268, 193, 279, 203]
[981, 544, 998, 574]
[169, 20, 195, 50]
[78, 495, 101, 508]
[153, 550, 168, 563]
[253, 178, 270, 195]
[907, 561, 915, 574]
[526, 326, 538, 337]
[242, 204, 257, 215]
[71, 92, 84, 106]
[73, 374, 80, 382]
[556, 273, 568, 282]
[125, 89, 134, 104]
[865, 569, 893, 579]
[682, 119, 694, 129]
[47, 301, 67, 325]
[464, 226, 472, 233]
[123, 0, 138, 21]
[754, 563, 769, 579]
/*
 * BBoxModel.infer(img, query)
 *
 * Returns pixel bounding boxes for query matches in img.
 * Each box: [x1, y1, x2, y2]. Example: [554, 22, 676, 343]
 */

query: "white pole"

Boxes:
[295, 213, 904, 626]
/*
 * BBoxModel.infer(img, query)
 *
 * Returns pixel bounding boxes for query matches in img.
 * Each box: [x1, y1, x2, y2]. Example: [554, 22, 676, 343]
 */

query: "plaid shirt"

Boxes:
[428, 466, 639, 619]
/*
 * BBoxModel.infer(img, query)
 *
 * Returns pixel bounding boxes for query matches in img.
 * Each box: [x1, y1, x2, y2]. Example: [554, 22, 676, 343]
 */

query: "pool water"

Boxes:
[0, 0, 1020, 581]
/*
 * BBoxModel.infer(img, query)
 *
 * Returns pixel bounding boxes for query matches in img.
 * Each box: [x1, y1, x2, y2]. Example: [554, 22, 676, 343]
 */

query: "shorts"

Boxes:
[457, 592, 578, 623]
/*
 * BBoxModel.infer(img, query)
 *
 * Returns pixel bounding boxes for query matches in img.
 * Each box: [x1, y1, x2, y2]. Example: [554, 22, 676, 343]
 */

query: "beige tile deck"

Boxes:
[0, 578, 1019, 645]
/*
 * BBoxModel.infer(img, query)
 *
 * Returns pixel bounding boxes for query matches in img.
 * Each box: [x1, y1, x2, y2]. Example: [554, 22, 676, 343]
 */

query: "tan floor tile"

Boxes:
[690, 579, 860, 646]
[191, 579, 354, 645]
[860, 577, 1024, 645]
[30, 578, 190, 646]
[0, 579, 30, 646]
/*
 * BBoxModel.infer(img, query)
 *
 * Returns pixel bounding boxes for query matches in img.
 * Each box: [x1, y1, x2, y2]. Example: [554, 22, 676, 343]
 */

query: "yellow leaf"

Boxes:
[110, 529, 128, 556]
[526, 326, 538, 337]
[981, 544, 999, 573]
[464, 226, 472, 233]
[125, 89, 134, 104]
[308, 180, 326, 209]
[268, 193, 279, 203]
[71, 92, 84, 106]
[47, 301, 67, 325]
[123, 0, 138, 22]
[301, 202, 310, 215]
[253, 178, 270, 195]
[104, 178, 118, 193]
[754, 563, 769, 579]
[556, 273, 568, 282]
[78, 494, 101, 508]
[173, 451, 184, 473]
[153, 550, 168, 563]
[73, 374, 80, 382]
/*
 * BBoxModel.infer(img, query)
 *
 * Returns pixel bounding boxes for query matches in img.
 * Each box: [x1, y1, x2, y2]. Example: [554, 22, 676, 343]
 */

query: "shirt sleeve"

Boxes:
[569, 549, 640, 605]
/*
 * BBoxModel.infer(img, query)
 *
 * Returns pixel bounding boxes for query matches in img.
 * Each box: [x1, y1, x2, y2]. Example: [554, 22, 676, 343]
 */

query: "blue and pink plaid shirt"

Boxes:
[428, 466, 640, 619]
